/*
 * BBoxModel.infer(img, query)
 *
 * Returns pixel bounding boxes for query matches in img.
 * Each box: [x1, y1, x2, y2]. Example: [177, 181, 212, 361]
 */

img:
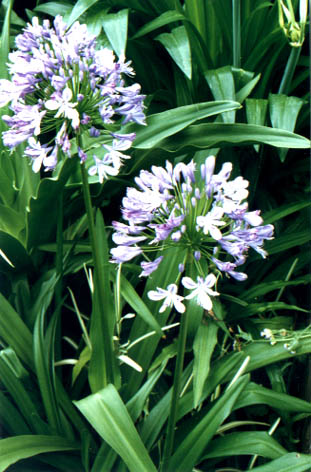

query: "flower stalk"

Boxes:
[161, 308, 189, 472]
[80, 161, 114, 387]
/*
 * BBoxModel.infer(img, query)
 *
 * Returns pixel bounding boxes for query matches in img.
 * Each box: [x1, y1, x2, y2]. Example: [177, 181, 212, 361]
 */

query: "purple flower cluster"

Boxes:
[0, 16, 145, 178]
[111, 156, 274, 312]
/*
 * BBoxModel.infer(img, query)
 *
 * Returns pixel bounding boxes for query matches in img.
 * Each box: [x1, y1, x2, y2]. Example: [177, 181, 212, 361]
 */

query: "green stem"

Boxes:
[278, 46, 301, 95]
[54, 189, 64, 362]
[161, 309, 189, 472]
[232, 0, 241, 68]
[80, 162, 114, 386]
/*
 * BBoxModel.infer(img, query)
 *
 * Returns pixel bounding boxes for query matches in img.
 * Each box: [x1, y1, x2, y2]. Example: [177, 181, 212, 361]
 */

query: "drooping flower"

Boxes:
[1, 15, 146, 179]
[140, 256, 164, 277]
[110, 245, 143, 263]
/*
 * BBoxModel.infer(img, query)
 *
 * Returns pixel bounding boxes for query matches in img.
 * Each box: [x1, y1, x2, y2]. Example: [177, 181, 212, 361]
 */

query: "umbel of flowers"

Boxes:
[0, 15, 145, 181]
[111, 156, 274, 313]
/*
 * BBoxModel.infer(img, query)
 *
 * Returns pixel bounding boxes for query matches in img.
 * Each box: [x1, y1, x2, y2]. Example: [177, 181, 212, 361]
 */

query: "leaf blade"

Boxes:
[75, 385, 157, 472]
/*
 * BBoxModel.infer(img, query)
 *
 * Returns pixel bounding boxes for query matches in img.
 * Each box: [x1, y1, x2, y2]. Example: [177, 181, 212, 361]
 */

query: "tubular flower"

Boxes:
[111, 156, 274, 312]
[0, 16, 145, 178]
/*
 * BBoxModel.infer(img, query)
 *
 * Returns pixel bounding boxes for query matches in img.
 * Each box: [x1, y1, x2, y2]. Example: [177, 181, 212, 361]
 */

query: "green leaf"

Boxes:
[0, 389, 31, 435]
[235, 73, 261, 103]
[128, 101, 241, 149]
[125, 247, 187, 398]
[26, 158, 77, 250]
[241, 340, 311, 375]
[29, 270, 59, 329]
[72, 346, 91, 385]
[0, 435, 78, 472]
[241, 276, 311, 301]
[0, 205, 25, 241]
[126, 362, 166, 422]
[34, 2, 72, 17]
[158, 123, 311, 151]
[75, 384, 157, 472]
[269, 94, 304, 161]
[85, 9, 108, 36]
[91, 443, 118, 472]
[156, 26, 192, 79]
[263, 200, 311, 224]
[269, 94, 304, 132]
[205, 67, 236, 122]
[184, 0, 208, 46]
[132, 10, 186, 39]
[203, 431, 287, 460]
[0, 293, 33, 370]
[0, 231, 32, 273]
[193, 320, 218, 408]
[0, 350, 47, 434]
[119, 274, 162, 335]
[33, 310, 63, 434]
[231, 301, 307, 320]
[250, 453, 311, 472]
[88, 211, 117, 392]
[102, 9, 129, 57]
[169, 376, 249, 471]
[65, 0, 99, 26]
[235, 382, 311, 414]
[141, 354, 245, 451]
[0, 0, 13, 79]
[246, 98, 268, 126]
[265, 230, 311, 255]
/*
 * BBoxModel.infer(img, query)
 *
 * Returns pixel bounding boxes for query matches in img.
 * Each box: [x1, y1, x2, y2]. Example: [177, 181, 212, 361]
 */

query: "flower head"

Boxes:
[1, 16, 145, 178]
[111, 156, 274, 312]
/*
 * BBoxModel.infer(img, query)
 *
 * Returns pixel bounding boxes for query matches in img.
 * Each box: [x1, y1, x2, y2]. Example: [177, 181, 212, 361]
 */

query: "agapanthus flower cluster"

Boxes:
[111, 156, 274, 313]
[0, 16, 145, 179]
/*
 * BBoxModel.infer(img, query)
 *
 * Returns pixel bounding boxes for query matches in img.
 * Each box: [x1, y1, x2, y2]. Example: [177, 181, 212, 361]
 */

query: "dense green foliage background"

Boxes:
[0, 0, 310, 471]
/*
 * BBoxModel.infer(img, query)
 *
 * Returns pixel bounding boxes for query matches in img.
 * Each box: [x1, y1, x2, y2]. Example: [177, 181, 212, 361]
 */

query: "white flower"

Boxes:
[148, 284, 186, 313]
[260, 328, 273, 340]
[45, 87, 79, 129]
[0, 79, 19, 107]
[196, 206, 226, 240]
[103, 139, 132, 169]
[110, 245, 142, 263]
[88, 155, 120, 183]
[24, 137, 52, 173]
[182, 274, 219, 311]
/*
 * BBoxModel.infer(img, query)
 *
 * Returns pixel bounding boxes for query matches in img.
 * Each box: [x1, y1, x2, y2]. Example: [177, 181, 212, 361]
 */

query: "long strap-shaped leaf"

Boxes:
[126, 101, 241, 148]
[250, 452, 311, 472]
[75, 384, 157, 472]
[0, 293, 33, 370]
[157, 122, 311, 151]
[168, 375, 249, 471]
[0, 435, 78, 472]
[203, 430, 287, 461]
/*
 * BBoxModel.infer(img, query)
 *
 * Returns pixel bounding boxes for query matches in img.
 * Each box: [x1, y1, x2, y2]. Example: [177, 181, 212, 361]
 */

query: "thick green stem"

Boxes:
[278, 46, 301, 95]
[232, 0, 241, 68]
[161, 309, 189, 472]
[80, 162, 114, 386]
